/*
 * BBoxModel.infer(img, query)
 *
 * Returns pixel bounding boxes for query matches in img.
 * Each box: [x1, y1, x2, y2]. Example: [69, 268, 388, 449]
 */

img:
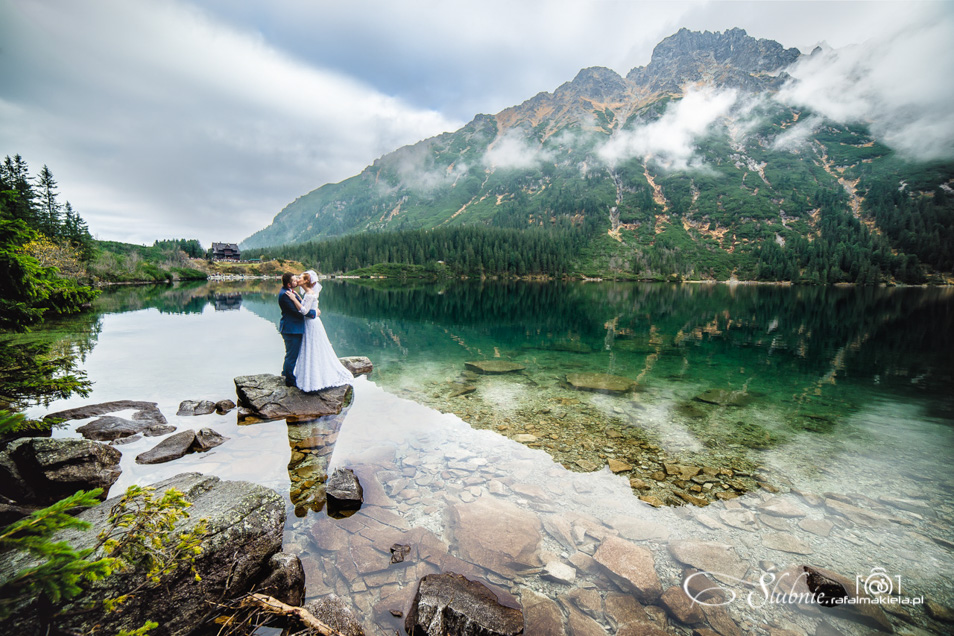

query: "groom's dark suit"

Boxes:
[278, 288, 315, 387]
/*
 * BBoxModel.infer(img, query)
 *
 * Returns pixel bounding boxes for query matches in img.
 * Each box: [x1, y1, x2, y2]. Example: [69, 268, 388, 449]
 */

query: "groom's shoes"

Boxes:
[284, 375, 296, 387]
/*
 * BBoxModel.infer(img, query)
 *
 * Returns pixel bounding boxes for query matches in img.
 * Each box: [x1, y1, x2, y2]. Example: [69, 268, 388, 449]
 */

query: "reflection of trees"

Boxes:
[0, 312, 102, 410]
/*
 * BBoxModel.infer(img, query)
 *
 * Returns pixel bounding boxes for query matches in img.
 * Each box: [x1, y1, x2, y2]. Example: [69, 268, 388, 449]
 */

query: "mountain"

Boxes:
[242, 28, 953, 283]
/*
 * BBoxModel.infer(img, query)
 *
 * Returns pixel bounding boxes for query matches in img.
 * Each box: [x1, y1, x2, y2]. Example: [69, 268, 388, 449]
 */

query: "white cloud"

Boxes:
[0, 0, 460, 244]
[776, 7, 954, 161]
[597, 87, 739, 170]
[483, 131, 554, 171]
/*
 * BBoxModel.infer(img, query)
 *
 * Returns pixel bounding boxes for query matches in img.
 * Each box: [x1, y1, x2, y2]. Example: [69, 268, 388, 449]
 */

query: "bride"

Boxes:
[284, 270, 354, 392]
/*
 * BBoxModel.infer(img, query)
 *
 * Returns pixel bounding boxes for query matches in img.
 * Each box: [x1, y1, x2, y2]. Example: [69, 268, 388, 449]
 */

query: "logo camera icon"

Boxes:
[856, 567, 899, 597]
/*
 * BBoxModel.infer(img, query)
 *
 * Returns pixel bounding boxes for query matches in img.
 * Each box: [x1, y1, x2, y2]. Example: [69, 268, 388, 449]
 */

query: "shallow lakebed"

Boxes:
[18, 280, 954, 635]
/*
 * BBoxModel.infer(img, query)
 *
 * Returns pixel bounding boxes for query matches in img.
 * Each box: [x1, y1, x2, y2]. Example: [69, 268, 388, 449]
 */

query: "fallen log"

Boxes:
[239, 593, 346, 636]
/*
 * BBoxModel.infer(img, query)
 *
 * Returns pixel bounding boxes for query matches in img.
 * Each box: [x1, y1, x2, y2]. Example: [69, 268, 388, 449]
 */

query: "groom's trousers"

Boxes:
[282, 333, 303, 386]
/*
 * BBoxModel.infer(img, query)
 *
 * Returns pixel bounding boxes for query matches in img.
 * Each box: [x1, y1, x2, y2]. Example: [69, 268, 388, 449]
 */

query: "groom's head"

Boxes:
[281, 272, 298, 289]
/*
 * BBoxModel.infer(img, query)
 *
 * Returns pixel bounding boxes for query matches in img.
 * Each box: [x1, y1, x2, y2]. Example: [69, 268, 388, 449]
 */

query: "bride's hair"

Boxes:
[302, 269, 319, 289]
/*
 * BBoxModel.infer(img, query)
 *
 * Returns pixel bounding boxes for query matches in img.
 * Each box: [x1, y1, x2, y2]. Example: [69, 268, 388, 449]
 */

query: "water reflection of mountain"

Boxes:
[94, 280, 954, 409]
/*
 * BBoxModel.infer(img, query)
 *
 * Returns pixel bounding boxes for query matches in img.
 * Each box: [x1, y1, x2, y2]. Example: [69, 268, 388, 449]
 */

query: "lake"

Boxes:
[16, 279, 954, 635]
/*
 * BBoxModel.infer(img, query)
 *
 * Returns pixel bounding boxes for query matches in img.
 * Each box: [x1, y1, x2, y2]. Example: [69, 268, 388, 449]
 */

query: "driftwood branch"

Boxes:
[239, 593, 346, 636]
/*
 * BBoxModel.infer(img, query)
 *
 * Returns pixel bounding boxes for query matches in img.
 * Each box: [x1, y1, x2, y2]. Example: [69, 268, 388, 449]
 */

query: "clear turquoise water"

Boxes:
[14, 280, 954, 635]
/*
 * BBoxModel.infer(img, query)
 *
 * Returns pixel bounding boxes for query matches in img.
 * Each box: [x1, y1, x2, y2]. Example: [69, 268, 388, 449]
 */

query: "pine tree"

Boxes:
[35, 165, 61, 237]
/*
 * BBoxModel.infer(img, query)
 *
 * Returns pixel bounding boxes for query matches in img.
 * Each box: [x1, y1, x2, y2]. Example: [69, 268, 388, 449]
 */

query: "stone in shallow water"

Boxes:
[451, 497, 542, 578]
[593, 536, 662, 602]
[464, 360, 526, 374]
[234, 373, 353, 421]
[521, 588, 566, 636]
[76, 416, 145, 441]
[326, 468, 363, 517]
[176, 399, 217, 416]
[543, 560, 577, 584]
[565, 373, 635, 394]
[693, 389, 753, 407]
[194, 427, 228, 451]
[405, 573, 524, 636]
[761, 531, 813, 555]
[798, 517, 834, 537]
[135, 430, 196, 464]
[758, 496, 809, 518]
[668, 540, 747, 580]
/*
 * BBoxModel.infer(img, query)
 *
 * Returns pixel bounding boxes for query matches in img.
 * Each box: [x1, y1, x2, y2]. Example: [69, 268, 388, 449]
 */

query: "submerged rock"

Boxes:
[593, 536, 662, 602]
[255, 552, 305, 606]
[234, 373, 354, 421]
[565, 373, 635, 394]
[405, 573, 524, 636]
[0, 438, 121, 505]
[693, 389, 753, 407]
[464, 360, 526, 375]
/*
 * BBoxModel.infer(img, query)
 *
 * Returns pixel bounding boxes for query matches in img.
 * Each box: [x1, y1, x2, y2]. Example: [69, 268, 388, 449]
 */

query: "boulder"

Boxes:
[234, 374, 353, 421]
[136, 428, 230, 464]
[464, 360, 526, 375]
[304, 595, 366, 636]
[565, 373, 635, 394]
[1, 438, 121, 505]
[339, 356, 374, 377]
[76, 416, 146, 441]
[136, 430, 197, 464]
[255, 552, 305, 606]
[44, 400, 167, 427]
[405, 573, 524, 636]
[1, 473, 285, 636]
[177, 400, 217, 416]
[775, 565, 893, 632]
[326, 468, 363, 516]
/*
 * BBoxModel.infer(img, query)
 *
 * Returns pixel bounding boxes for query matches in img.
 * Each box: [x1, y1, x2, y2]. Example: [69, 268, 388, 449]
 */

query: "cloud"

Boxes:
[771, 115, 825, 153]
[483, 131, 554, 171]
[0, 0, 461, 244]
[597, 87, 739, 170]
[776, 7, 954, 161]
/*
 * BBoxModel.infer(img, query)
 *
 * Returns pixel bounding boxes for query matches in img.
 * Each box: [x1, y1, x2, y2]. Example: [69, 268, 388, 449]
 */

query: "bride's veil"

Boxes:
[304, 270, 321, 296]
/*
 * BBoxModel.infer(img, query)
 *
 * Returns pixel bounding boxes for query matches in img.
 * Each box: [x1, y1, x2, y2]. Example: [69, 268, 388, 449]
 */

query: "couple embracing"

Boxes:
[279, 270, 354, 392]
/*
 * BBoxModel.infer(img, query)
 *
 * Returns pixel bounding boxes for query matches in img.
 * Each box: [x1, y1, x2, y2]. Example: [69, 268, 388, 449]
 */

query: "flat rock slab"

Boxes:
[451, 497, 542, 579]
[76, 416, 147, 441]
[566, 373, 635, 394]
[593, 536, 662, 602]
[234, 373, 353, 421]
[44, 400, 168, 427]
[465, 360, 526, 375]
[693, 389, 753, 407]
[405, 573, 524, 636]
[668, 540, 748, 580]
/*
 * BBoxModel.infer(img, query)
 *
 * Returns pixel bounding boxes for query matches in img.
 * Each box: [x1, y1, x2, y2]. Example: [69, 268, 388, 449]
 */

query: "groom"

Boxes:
[278, 272, 314, 387]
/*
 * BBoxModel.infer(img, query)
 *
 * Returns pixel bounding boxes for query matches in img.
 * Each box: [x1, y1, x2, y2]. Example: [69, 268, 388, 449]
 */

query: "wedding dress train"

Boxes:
[293, 290, 354, 392]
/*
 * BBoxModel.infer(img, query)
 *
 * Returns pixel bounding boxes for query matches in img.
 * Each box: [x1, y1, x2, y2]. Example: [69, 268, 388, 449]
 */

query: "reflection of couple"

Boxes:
[279, 270, 354, 391]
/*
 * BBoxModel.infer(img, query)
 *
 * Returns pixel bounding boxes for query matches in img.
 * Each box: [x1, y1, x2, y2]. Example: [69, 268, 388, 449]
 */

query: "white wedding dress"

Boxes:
[293, 289, 354, 392]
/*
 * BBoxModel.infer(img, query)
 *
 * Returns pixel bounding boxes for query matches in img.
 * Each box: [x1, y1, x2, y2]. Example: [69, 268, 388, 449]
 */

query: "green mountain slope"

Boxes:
[242, 28, 953, 282]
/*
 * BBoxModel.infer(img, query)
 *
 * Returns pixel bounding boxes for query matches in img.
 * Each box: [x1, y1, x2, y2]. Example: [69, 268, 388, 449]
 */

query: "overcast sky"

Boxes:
[0, 0, 950, 246]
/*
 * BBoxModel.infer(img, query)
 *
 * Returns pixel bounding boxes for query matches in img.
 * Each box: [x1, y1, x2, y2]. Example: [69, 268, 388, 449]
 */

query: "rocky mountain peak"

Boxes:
[554, 66, 629, 103]
[626, 27, 800, 94]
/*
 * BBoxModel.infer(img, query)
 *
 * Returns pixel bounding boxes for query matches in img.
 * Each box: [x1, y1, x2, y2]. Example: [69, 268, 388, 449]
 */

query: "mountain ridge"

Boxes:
[242, 28, 953, 283]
